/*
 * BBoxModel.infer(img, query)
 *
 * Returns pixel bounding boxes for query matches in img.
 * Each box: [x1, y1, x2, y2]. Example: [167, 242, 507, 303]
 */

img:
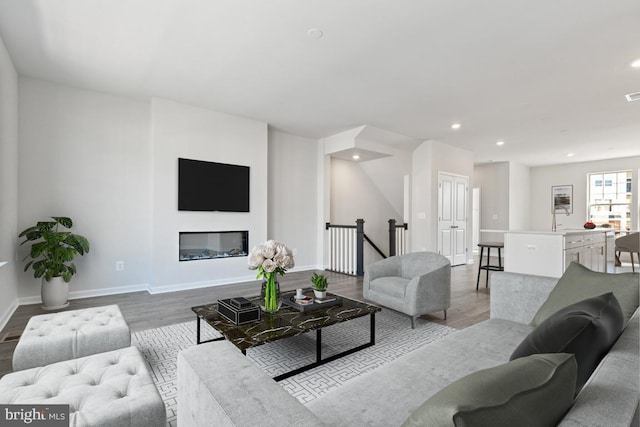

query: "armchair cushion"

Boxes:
[370, 277, 410, 299]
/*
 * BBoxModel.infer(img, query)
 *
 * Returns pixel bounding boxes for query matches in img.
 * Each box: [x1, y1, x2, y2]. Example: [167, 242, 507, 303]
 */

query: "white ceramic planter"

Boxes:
[313, 290, 327, 299]
[41, 276, 70, 310]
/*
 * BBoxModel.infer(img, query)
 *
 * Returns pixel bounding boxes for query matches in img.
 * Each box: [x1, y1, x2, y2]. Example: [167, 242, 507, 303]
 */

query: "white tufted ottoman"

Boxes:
[0, 346, 166, 427]
[13, 305, 131, 371]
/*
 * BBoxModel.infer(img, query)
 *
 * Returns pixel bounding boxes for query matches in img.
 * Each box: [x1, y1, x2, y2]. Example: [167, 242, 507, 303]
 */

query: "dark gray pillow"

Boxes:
[531, 262, 639, 327]
[512, 292, 623, 391]
[401, 353, 577, 427]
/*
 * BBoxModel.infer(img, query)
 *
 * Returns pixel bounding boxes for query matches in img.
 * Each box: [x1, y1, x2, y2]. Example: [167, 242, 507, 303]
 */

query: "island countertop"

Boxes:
[505, 229, 611, 236]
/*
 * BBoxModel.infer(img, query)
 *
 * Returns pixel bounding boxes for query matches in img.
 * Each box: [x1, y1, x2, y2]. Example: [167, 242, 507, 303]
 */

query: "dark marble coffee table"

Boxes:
[191, 290, 381, 381]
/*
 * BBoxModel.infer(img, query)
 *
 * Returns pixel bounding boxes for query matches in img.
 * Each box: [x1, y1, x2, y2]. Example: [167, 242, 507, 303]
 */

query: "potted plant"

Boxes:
[19, 217, 90, 310]
[311, 272, 328, 298]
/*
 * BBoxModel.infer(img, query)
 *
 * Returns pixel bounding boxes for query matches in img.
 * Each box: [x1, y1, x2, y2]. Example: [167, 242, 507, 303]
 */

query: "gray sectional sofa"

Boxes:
[178, 269, 639, 427]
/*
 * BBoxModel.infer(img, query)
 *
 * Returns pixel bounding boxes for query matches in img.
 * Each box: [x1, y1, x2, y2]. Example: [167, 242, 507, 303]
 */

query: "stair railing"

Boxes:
[389, 219, 408, 257]
[325, 219, 363, 276]
[326, 219, 408, 276]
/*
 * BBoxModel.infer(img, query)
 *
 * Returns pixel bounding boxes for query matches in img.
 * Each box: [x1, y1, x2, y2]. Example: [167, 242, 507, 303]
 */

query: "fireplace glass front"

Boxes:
[179, 231, 248, 261]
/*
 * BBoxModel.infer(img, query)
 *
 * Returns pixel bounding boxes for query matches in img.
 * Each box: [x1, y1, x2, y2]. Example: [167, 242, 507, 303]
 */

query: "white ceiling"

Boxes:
[0, 0, 639, 166]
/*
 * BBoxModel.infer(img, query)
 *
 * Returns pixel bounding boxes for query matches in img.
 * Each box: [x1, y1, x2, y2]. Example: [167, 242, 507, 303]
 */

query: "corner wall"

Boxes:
[17, 78, 153, 303]
[0, 34, 19, 329]
[267, 129, 321, 270]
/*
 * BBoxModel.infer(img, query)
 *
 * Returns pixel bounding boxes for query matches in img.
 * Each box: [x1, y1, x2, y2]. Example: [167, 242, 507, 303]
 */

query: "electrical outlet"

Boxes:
[115, 261, 125, 271]
[292, 248, 298, 255]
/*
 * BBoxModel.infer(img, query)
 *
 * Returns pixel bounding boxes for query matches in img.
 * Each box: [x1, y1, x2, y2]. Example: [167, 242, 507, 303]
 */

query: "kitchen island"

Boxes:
[504, 229, 612, 278]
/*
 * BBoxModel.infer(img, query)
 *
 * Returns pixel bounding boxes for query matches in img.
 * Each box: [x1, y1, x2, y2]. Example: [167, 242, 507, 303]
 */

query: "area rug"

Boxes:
[131, 309, 457, 427]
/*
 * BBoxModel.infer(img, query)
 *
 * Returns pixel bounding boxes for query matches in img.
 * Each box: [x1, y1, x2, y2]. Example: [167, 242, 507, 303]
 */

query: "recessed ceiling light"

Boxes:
[496, 140, 505, 146]
[352, 154, 360, 160]
[451, 123, 461, 130]
[567, 153, 575, 157]
[631, 59, 640, 68]
[307, 28, 323, 39]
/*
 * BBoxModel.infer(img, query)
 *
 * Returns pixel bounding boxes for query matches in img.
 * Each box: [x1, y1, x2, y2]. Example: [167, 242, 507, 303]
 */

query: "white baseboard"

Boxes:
[17, 283, 150, 306]
[148, 265, 322, 294]
[148, 274, 259, 294]
[0, 299, 19, 333]
[12, 266, 328, 308]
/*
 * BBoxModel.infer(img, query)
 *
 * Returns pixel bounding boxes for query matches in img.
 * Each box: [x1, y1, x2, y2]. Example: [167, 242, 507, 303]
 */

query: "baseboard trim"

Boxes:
[148, 266, 322, 294]
[0, 299, 19, 333]
[17, 283, 150, 306]
[148, 275, 258, 294]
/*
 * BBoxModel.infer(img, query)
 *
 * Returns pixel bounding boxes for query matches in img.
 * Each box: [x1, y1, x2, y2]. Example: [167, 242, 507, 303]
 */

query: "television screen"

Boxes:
[178, 158, 250, 212]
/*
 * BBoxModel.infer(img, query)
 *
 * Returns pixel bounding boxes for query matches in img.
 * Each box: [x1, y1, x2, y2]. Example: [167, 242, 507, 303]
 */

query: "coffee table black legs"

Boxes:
[195, 316, 224, 345]
[272, 312, 377, 382]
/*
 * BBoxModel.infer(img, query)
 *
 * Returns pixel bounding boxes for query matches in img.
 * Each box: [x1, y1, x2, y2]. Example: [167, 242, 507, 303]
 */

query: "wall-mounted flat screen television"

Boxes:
[178, 158, 250, 212]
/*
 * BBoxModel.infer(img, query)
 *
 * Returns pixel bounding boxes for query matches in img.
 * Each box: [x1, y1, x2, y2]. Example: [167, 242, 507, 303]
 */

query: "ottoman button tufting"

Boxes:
[12, 304, 131, 371]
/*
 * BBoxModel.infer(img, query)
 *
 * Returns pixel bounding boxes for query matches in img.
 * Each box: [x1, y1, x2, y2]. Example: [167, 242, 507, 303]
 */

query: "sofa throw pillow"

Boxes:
[512, 292, 623, 392]
[401, 353, 577, 427]
[531, 262, 639, 327]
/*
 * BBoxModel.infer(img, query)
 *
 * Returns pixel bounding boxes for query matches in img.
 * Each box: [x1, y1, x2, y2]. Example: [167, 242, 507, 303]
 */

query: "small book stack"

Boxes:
[218, 297, 260, 325]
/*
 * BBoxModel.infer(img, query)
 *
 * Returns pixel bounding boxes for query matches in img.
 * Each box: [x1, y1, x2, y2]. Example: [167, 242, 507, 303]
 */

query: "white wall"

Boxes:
[508, 162, 531, 230]
[268, 129, 321, 270]
[18, 78, 152, 303]
[13, 81, 319, 301]
[359, 151, 411, 216]
[412, 141, 474, 259]
[530, 156, 640, 231]
[150, 98, 268, 292]
[473, 162, 510, 243]
[0, 34, 19, 328]
[330, 155, 408, 264]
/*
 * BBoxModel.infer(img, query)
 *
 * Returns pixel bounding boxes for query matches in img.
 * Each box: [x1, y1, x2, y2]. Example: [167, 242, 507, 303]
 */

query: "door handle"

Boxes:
[450, 225, 458, 229]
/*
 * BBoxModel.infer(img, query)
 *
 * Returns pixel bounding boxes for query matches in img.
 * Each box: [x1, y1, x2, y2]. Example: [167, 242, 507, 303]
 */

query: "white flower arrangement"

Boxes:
[248, 240, 294, 312]
[248, 239, 295, 276]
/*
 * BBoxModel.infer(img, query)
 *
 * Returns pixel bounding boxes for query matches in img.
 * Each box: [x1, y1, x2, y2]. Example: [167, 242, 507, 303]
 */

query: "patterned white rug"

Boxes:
[132, 309, 457, 427]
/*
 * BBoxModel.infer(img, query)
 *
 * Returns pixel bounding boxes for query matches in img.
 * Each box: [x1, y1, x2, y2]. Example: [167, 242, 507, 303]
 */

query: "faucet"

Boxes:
[552, 205, 570, 231]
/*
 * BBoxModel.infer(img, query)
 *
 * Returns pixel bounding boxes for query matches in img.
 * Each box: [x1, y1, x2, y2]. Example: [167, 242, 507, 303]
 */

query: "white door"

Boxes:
[438, 173, 469, 266]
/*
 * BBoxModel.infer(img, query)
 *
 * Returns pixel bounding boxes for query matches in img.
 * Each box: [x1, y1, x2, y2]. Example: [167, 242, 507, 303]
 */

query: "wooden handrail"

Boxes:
[364, 233, 387, 259]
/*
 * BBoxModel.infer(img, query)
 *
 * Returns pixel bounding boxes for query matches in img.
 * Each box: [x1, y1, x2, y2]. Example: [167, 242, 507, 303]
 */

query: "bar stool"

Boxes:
[476, 242, 504, 291]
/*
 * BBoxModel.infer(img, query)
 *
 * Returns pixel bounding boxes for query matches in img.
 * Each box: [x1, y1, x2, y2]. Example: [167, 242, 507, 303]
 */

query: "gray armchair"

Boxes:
[363, 251, 451, 328]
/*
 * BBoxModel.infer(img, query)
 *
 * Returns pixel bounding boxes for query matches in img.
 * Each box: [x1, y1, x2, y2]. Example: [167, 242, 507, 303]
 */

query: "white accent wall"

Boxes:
[150, 98, 268, 292]
[17, 78, 153, 302]
[0, 35, 19, 327]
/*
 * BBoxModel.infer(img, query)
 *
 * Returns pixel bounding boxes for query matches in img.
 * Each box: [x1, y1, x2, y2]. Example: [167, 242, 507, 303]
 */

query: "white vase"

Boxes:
[41, 276, 70, 310]
[313, 290, 327, 299]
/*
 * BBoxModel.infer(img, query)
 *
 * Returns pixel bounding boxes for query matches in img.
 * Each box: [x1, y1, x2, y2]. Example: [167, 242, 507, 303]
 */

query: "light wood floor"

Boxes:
[0, 259, 490, 378]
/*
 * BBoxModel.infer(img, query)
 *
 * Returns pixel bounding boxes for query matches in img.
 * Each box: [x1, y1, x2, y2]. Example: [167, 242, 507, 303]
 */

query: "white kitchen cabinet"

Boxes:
[505, 230, 608, 278]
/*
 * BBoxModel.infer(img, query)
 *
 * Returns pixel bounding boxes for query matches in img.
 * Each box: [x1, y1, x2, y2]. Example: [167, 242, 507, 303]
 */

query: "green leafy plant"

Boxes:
[310, 272, 328, 291]
[19, 217, 90, 282]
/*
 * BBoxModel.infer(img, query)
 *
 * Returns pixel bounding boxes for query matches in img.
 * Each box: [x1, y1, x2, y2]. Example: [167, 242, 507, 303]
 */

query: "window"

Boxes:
[588, 170, 632, 230]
